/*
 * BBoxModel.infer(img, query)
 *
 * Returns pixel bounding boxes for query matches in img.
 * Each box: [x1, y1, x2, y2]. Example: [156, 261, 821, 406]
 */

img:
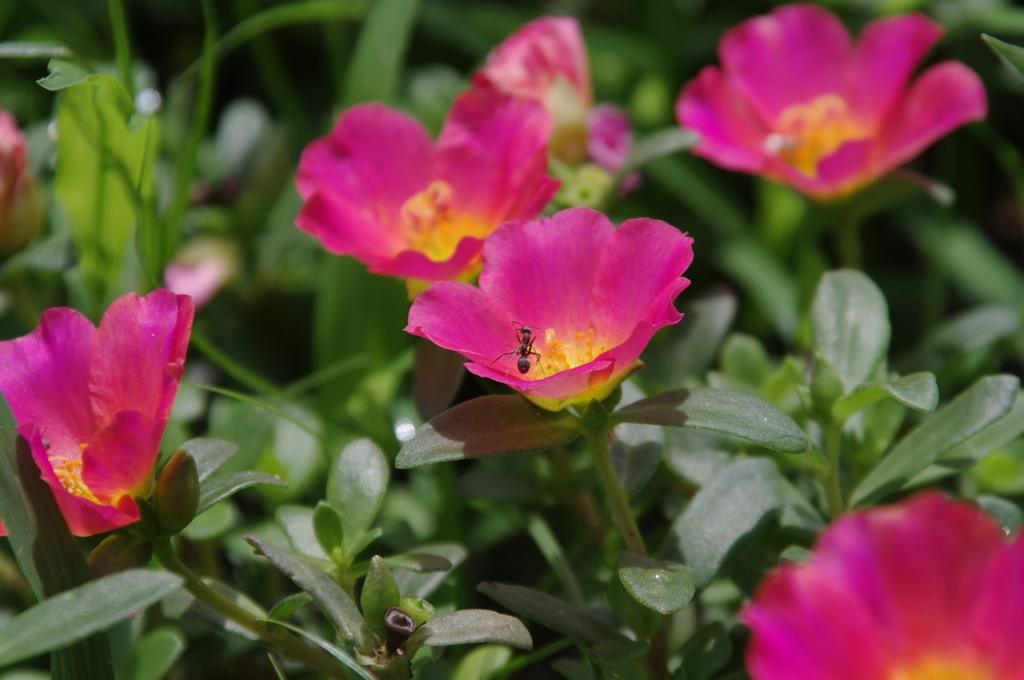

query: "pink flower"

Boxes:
[0, 109, 42, 255]
[677, 4, 987, 199]
[405, 207, 694, 411]
[295, 88, 558, 296]
[0, 290, 193, 536]
[164, 238, 238, 309]
[473, 17, 635, 174]
[743, 492, 1024, 680]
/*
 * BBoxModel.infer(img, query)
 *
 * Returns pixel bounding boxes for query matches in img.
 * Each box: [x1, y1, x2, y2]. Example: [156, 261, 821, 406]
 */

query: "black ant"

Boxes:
[489, 322, 542, 375]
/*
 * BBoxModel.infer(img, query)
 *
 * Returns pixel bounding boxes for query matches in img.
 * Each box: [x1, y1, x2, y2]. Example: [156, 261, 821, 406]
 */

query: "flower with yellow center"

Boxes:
[744, 492, 1024, 680]
[296, 89, 558, 298]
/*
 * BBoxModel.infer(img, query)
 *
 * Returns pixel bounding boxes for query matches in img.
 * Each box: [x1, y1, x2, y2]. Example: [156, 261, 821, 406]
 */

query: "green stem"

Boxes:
[822, 424, 845, 518]
[153, 538, 348, 679]
[835, 219, 862, 270]
[583, 425, 646, 557]
[108, 0, 134, 99]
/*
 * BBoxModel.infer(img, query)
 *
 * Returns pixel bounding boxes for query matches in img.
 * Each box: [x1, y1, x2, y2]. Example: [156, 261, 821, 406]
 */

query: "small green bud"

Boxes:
[399, 595, 434, 626]
[361, 556, 401, 639]
[810, 353, 845, 424]
[88, 534, 153, 578]
[154, 449, 200, 535]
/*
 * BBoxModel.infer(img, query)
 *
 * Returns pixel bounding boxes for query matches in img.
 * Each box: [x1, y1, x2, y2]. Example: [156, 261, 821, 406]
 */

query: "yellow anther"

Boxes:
[79, 442, 89, 450]
[764, 94, 868, 177]
[401, 181, 491, 263]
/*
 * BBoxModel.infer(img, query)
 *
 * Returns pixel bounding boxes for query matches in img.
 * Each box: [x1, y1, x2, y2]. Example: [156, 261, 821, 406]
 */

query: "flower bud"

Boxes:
[153, 449, 200, 535]
[88, 533, 154, 578]
[361, 556, 401, 639]
[0, 110, 42, 255]
[399, 595, 435, 626]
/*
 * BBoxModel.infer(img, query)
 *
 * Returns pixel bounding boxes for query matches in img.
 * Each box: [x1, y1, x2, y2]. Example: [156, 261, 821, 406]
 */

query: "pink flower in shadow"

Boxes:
[0, 290, 193, 536]
[296, 88, 558, 296]
[473, 17, 636, 178]
[744, 492, 1024, 680]
[406, 207, 693, 411]
[677, 4, 986, 199]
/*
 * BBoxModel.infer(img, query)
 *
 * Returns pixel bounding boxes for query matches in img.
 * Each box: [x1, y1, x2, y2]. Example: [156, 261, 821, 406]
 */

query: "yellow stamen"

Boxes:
[52, 456, 98, 501]
[531, 327, 609, 379]
[889, 657, 991, 680]
[401, 180, 492, 263]
[764, 94, 868, 177]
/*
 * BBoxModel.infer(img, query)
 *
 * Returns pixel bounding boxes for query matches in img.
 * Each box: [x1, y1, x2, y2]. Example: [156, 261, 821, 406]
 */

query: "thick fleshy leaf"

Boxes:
[984, 35, 1024, 82]
[810, 270, 890, 394]
[832, 372, 939, 420]
[617, 552, 695, 615]
[197, 471, 286, 515]
[408, 609, 532, 651]
[679, 623, 733, 680]
[327, 438, 388, 557]
[614, 127, 700, 181]
[396, 395, 582, 468]
[384, 553, 453, 573]
[851, 375, 1020, 508]
[246, 536, 373, 653]
[977, 495, 1023, 533]
[181, 438, 238, 482]
[312, 501, 345, 556]
[393, 543, 467, 598]
[662, 458, 784, 589]
[0, 570, 182, 667]
[276, 505, 332, 562]
[478, 582, 628, 647]
[611, 388, 809, 453]
[940, 391, 1024, 469]
[611, 382, 664, 497]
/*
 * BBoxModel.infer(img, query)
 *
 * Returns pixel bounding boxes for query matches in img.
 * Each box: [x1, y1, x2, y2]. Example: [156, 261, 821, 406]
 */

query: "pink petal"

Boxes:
[406, 281, 512, 366]
[437, 89, 558, 226]
[0, 308, 95, 462]
[586, 103, 633, 172]
[80, 410, 163, 504]
[89, 290, 193, 429]
[877, 61, 987, 173]
[465, 356, 614, 408]
[479, 208, 614, 332]
[296, 103, 433, 220]
[296, 189, 408, 265]
[374, 236, 484, 281]
[164, 257, 229, 309]
[763, 138, 875, 199]
[472, 16, 591, 105]
[677, 66, 768, 173]
[590, 217, 693, 347]
[20, 424, 140, 536]
[847, 13, 943, 126]
[721, 3, 852, 122]
[970, 537, 1024, 678]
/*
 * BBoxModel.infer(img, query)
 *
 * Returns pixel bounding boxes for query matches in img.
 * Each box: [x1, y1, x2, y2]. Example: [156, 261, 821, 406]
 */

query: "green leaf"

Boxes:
[614, 127, 700, 183]
[611, 388, 810, 453]
[180, 438, 239, 482]
[611, 382, 664, 497]
[396, 396, 583, 468]
[616, 552, 695, 615]
[451, 644, 513, 680]
[662, 459, 783, 589]
[197, 471, 286, 515]
[810, 270, 890, 394]
[254, 618, 378, 680]
[851, 375, 1021, 508]
[977, 495, 1023, 533]
[393, 543, 467, 598]
[180, 501, 238, 542]
[312, 501, 345, 556]
[276, 505, 332, 562]
[384, 553, 454, 573]
[0, 570, 182, 668]
[117, 627, 186, 680]
[268, 592, 314, 622]
[342, 0, 420, 105]
[477, 583, 628, 647]
[36, 58, 92, 90]
[941, 391, 1024, 469]
[677, 623, 733, 680]
[984, 34, 1024, 82]
[160, 578, 264, 643]
[409, 610, 531, 652]
[54, 74, 158, 309]
[653, 289, 737, 386]
[0, 388, 116, 680]
[832, 372, 939, 420]
[716, 238, 798, 340]
[809, 354, 844, 421]
[327, 438, 388, 558]
[245, 536, 373, 653]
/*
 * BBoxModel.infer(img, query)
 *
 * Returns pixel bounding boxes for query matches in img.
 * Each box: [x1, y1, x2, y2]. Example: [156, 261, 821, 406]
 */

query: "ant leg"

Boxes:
[487, 350, 517, 367]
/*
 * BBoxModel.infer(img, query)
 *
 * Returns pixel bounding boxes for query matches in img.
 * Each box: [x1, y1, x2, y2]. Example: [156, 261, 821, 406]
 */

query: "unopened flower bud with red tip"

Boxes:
[153, 449, 200, 535]
[0, 109, 42, 255]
